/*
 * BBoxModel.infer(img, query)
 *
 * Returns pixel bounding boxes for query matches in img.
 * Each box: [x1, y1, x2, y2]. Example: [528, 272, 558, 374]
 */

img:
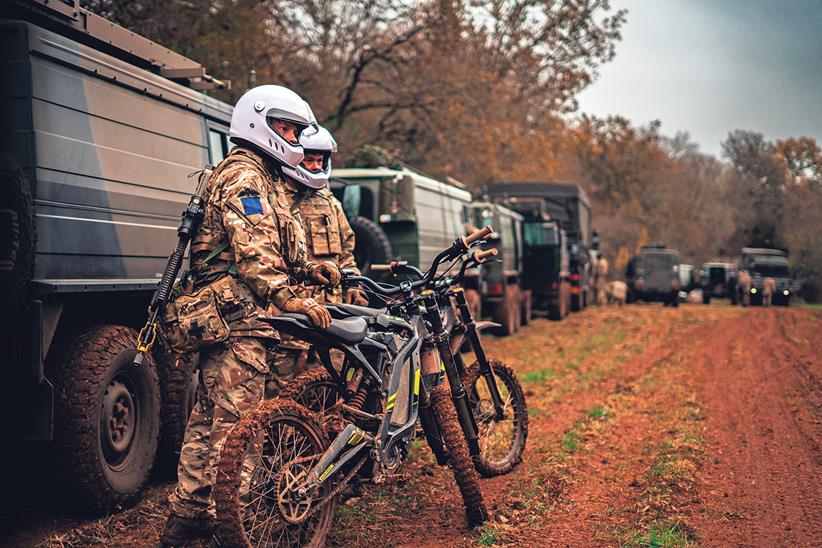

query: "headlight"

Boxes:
[783, 290, 790, 296]
[751, 288, 757, 294]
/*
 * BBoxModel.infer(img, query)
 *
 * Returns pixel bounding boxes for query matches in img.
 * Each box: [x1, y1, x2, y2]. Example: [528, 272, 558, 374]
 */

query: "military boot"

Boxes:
[159, 514, 214, 547]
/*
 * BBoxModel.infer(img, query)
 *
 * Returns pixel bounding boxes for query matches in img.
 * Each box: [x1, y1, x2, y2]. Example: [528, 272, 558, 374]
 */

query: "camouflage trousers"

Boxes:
[264, 346, 308, 399]
[168, 337, 269, 519]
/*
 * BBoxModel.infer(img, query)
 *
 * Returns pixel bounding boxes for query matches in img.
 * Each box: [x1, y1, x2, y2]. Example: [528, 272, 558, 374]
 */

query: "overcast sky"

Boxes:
[576, 0, 822, 157]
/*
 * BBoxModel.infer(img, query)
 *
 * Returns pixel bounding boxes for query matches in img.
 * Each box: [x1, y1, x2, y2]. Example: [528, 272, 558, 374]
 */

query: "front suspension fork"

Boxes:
[452, 288, 506, 419]
[421, 291, 480, 456]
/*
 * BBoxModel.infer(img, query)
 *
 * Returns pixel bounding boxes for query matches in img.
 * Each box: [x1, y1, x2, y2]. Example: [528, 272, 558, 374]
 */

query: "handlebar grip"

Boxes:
[475, 248, 498, 262]
[370, 264, 393, 272]
[463, 225, 493, 245]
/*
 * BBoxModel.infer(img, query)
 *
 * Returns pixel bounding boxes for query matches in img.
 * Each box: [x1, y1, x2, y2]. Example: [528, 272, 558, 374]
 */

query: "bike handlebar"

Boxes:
[475, 248, 498, 262]
[462, 225, 493, 246]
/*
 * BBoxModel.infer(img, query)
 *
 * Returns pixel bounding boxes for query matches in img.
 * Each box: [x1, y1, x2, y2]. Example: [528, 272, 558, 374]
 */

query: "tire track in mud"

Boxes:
[688, 309, 822, 546]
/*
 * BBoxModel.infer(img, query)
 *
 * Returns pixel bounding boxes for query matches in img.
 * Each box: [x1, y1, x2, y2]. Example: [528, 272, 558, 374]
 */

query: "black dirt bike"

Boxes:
[214, 227, 502, 547]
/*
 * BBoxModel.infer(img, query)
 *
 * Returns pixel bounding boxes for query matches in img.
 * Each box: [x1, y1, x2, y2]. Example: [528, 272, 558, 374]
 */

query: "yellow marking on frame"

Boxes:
[345, 368, 355, 382]
[413, 368, 421, 396]
[440, 360, 446, 372]
[347, 429, 364, 445]
[319, 464, 334, 482]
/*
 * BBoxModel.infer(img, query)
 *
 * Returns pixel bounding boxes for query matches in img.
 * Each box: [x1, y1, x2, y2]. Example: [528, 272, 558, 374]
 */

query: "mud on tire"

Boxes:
[215, 399, 335, 547]
[429, 385, 488, 526]
[462, 359, 528, 477]
[51, 324, 160, 514]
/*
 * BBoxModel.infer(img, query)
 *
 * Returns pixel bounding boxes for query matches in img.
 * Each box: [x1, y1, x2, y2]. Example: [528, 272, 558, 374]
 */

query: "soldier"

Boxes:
[595, 253, 609, 305]
[607, 280, 627, 306]
[738, 270, 752, 306]
[763, 276, 776, 306]
[160, 85, 342, 546]
[264, 126, 368, 397]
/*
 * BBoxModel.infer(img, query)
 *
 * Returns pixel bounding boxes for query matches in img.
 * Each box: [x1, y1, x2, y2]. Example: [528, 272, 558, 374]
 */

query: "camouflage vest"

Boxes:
[292, 187, 345, 304]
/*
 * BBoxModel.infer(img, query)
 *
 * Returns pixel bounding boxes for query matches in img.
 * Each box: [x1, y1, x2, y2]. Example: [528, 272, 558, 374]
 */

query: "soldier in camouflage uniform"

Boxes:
[161, 86, 341, 546]
[763, 276, 776, 306]
[738, 270, 752, 306]
[265, 126, 367, 397]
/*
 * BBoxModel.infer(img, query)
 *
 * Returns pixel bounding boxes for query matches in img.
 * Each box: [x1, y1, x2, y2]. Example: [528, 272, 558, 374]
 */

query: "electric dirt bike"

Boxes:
[369, 252, 529, 477]
[214, 227, 495, 547]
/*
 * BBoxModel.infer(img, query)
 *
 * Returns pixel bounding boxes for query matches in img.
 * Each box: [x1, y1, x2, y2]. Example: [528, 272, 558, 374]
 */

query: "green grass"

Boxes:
[627, 521, 692, 547]
[523, 368, 556, 383]
[561, 430, 580, 452]
[477, 525, 500, 545]
[528, 407, 541, 417]
[800, 302, 822, 309]
[586, 406, 613, 420]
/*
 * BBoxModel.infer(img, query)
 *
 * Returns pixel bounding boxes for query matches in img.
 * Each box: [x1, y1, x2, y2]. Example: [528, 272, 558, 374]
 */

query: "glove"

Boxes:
[307, 261, 341, 288]
[281, 297, 332, 329]
[344, 288, 369, 306]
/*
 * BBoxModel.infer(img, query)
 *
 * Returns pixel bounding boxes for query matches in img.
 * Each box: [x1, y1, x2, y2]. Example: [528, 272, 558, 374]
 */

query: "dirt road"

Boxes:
[5, 304, 821, 546]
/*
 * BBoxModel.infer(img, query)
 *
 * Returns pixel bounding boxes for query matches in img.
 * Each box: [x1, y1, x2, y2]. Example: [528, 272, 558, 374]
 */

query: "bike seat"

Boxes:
[273, 314, 368, 344]
[328, 303, 387, 318]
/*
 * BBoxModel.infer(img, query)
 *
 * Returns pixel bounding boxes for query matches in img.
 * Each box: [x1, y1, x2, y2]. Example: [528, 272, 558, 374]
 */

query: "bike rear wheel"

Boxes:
[429, 385, 488, 526]
[463, 359, 528, 476]
[215, 399, 335, 547]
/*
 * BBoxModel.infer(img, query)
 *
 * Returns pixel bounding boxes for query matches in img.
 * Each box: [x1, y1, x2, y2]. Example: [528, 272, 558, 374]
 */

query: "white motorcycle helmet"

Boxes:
[229, 85, 317, 168]
[282, 126, 338, 189]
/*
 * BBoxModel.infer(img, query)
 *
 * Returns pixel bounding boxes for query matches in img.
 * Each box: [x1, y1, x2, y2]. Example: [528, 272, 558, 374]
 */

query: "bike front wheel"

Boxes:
[215, 399, 336, 547]
[463, 359, 528, 476]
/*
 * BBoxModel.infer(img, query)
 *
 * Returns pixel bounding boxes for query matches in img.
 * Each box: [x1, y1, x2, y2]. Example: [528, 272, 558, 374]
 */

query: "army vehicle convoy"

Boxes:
[625, 244, 681, 306]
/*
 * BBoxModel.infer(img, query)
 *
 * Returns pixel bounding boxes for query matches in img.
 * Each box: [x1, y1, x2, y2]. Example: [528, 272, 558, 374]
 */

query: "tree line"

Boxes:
[85, 0, 822, 300]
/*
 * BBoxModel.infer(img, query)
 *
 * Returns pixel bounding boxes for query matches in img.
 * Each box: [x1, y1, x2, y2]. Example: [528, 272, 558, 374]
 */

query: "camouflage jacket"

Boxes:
[284, 181, 360, 304]
[190, 146, 307, 339]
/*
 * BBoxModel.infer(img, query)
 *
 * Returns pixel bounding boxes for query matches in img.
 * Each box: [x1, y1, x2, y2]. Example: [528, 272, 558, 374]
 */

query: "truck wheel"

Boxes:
[51, 325, 160, 514]
[570, 293, 581, 312]
[0, 157, 35, 302]
[493, 287, 519, 336]
[349, 216, 393, 275]
[520, 289, 532, 326]
[154, 341, 199, 477]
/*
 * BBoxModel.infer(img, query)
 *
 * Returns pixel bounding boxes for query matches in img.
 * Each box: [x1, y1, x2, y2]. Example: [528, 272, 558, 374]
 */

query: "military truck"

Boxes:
[523, 219, 571, 320]
[485, 182, 593, 312]
[739, 247, 794, 306]
[625, 244, 681, 306]
[1, 0, 232, 512]
[463, 202, 529, 334]
[329, 166, 472, 274]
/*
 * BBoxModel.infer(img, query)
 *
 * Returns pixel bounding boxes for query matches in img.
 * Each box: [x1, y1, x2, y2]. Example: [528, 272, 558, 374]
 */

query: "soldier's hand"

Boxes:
[282, 297, 332, 329]
[344, 288, 369, 307]
[307, 261, 341, 288]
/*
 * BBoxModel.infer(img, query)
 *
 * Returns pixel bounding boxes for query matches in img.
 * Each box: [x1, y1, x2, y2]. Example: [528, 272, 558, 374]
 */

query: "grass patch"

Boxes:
[627, 521, 693, 547]
[528, 407, 540, 417]
[561, 430, 580, 452]
[523, 368, 555, 383]
[477, 525, 501, 545]
[586, 406, 613, 420]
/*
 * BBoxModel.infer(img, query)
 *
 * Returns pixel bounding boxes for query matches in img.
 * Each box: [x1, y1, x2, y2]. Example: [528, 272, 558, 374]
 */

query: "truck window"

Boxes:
[208, 129, 230, 164]
[523, 222, 557, 246]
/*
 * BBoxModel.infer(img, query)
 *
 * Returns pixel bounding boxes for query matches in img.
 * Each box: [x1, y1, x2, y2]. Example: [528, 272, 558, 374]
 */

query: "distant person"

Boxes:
[763, 277, 776, 306]
[738, 271, 752, 306]
[595, 252, 609, 305]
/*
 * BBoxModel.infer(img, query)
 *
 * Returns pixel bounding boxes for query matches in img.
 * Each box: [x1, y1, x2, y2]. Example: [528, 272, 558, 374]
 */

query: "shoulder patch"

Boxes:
[240, 196, 263, 216]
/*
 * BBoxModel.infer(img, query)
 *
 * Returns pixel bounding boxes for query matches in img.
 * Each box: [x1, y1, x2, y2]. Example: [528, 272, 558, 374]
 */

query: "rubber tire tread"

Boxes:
[429, 385, 488, 526]
[214, 399, 333, 548]
[461, 359, 528, 476]
[51, 324, 160, 514]
[154, 341, 198, 477]
[349, 215, 393, 275]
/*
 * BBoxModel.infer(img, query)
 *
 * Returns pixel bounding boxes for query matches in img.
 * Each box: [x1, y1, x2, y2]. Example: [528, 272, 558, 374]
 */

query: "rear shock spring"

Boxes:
[349, 383, 368, 411]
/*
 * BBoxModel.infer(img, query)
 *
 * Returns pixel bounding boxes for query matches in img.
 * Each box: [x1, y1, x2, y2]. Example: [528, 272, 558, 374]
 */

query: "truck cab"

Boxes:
[521, 219, 571, 320]
[740, 247, 794, 306]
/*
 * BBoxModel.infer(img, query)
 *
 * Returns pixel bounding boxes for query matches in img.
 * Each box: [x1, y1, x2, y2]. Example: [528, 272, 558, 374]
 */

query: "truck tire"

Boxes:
[51, 325, 160, 514]
[154, 341, 199, 478]
[0, 157, 35, 302]
[520, 289, 532, 326]
[349, 216, 393, 275]
[493, 286, 519, 336]
[570, 293, 582, 312]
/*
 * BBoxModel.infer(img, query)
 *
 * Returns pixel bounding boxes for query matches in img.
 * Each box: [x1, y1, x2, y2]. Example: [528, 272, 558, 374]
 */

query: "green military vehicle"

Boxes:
[625, 244, 681, 306]
[1, 0, 232, 512]
[330, 166, 472, 274]
[698, 262, 736, 304]
[739, 247, 794, 306]
[522, 218, 571, 320]
[463, 202, 530, 334]
[485, 182, 593, 312]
